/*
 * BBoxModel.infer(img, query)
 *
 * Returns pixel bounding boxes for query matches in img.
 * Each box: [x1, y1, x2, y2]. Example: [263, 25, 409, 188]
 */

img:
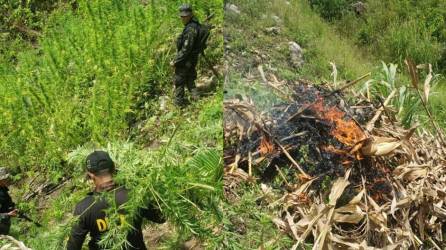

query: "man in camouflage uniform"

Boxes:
[170, 4, 201, 107]
[0, 167, 17, 235]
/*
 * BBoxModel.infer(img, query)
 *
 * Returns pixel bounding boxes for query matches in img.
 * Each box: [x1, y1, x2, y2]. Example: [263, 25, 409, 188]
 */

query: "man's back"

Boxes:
[67, 185, 164, 250]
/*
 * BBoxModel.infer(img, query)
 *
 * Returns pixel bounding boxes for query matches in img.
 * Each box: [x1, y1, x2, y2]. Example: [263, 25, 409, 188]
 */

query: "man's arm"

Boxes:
[0, 209, 17, 219]
[0, 192, 16, 219]
[174, 26, 198, 66]
[66, 206, 88, 250]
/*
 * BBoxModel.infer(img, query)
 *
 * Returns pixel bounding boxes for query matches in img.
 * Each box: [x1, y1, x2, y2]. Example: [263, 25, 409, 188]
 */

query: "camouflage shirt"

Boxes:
[174, 17, 200, 66]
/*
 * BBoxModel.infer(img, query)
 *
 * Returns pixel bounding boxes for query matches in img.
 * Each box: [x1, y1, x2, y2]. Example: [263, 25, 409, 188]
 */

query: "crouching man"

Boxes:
[0, 167, 17, 235]
[67, 151, 165, 250]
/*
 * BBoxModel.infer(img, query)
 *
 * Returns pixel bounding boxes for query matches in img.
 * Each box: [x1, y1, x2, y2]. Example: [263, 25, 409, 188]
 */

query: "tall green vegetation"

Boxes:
[308, 0, 446, 129]
[22, 142, 222, 249]
[309, 0, 446, 74]
[0, 0, 223, 172]
[0, 0, 61, 62]
[360, 62, 442, 128]
[0, 0, 223, 248]
[12, 91, 223, 249]
[308, 0, 355, 21]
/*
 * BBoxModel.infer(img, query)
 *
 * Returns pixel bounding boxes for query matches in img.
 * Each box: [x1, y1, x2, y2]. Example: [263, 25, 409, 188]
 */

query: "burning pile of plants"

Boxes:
[224, 73, 446, 248]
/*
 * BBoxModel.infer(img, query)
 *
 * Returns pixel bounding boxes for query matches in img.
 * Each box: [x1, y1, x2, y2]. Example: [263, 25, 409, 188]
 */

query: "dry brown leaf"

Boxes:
[390, 195, 397, 218]
[313, 170, 352, 250]
[329, 169, 351, 206]
[333, 209, 364, 224]
[393, 164, 428, 181]
[286, 212, 299, 240]
[226, 77, 446, 248]
[433, 203, 446, 219]
[361, 139, 401, 156]
[423, 64, 433, 103]
[272, 217, 287, 231]
[348, 189, 364, 205]
[405, 59, 419, 90]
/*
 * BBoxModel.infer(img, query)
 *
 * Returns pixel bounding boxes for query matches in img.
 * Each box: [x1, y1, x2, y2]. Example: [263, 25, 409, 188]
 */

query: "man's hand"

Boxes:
[7, 209, 18, 217]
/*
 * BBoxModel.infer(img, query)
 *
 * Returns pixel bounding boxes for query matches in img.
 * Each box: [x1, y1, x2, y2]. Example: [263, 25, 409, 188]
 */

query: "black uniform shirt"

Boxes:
[66, 185, 165, 250]
[174, 17, 201, 66]
[0, 187, 15, 222]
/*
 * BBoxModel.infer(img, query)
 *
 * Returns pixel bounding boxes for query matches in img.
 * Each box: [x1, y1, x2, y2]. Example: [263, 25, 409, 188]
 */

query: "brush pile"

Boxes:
[224, 77, 446, 249]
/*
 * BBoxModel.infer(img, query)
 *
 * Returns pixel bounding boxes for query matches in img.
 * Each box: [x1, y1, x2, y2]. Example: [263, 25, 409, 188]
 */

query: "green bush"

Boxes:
[359, 62, 442, 128]
[319, 0, 446, 74]
[308, 0, 353, 21]
[380, 20, 443, 68]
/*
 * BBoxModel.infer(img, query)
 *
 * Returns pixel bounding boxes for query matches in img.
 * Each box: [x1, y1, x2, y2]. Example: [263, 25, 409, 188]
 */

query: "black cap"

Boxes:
[179, 3, 193, 17]
[86, 151, 115, 173]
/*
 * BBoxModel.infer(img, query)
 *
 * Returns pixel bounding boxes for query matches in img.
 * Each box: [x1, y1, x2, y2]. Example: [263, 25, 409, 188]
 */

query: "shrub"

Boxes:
[308, 0, 353, 21]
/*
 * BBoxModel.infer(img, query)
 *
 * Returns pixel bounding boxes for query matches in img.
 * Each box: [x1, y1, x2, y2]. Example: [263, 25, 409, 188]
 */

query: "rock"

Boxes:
[225, 3, 241, 15]
[264, 26, 280, 35]
[351, 1, 366, 16]
[159, 95, 168, 111]
[272, 15, 282, 24]
[288, 41, 304, 68]
[180, 238, 203, 250]
[229, 216, 247, 235]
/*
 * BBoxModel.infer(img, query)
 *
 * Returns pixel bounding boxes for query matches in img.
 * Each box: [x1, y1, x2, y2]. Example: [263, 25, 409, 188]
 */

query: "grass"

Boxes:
[329, 0, 446, 73]
[225, 0, 373, 84]
[224, 0, 377, 115]
[219, 185, 296, 250]
[315, 0, 446, 128]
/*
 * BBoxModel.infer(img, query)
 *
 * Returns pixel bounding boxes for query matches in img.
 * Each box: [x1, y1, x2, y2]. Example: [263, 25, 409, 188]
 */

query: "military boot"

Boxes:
[190, 88, 199, 102]
[174, 86, 188, 107]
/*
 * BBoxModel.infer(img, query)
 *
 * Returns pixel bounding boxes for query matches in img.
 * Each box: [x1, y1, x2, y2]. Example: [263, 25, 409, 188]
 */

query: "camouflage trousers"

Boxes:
[173, 61, 199, 106]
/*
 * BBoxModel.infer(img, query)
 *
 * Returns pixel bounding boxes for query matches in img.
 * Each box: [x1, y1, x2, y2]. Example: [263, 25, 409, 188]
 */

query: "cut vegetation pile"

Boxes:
[224, 64, 446, 249]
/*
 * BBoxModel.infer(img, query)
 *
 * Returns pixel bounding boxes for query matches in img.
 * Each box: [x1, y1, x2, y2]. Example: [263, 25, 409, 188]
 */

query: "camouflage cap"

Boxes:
[179, 3, 193, 17]
[0, 167, 10, 181]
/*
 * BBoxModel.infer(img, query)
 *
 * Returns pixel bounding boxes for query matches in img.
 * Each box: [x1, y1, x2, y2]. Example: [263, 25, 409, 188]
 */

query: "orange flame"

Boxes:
[311, 98, 366, 147]
[321, 145, 349, 155]
[295, 192, 311, 204]
[259, 135, 274, 155]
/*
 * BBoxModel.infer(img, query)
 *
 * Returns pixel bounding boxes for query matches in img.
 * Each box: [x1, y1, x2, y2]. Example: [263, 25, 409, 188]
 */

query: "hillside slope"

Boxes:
[0, 0, 224, 249]
[223, 0, 445, 249]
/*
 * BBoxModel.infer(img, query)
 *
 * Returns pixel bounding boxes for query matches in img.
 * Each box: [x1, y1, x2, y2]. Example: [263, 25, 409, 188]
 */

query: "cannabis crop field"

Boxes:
[0, 0, 223, 249]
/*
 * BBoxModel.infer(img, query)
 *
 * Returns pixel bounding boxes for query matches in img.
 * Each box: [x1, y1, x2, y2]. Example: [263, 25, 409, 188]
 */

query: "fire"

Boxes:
[321, 145, 349, 155]
[259, 134, 274, 155]
[311, 98, 366, 147]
